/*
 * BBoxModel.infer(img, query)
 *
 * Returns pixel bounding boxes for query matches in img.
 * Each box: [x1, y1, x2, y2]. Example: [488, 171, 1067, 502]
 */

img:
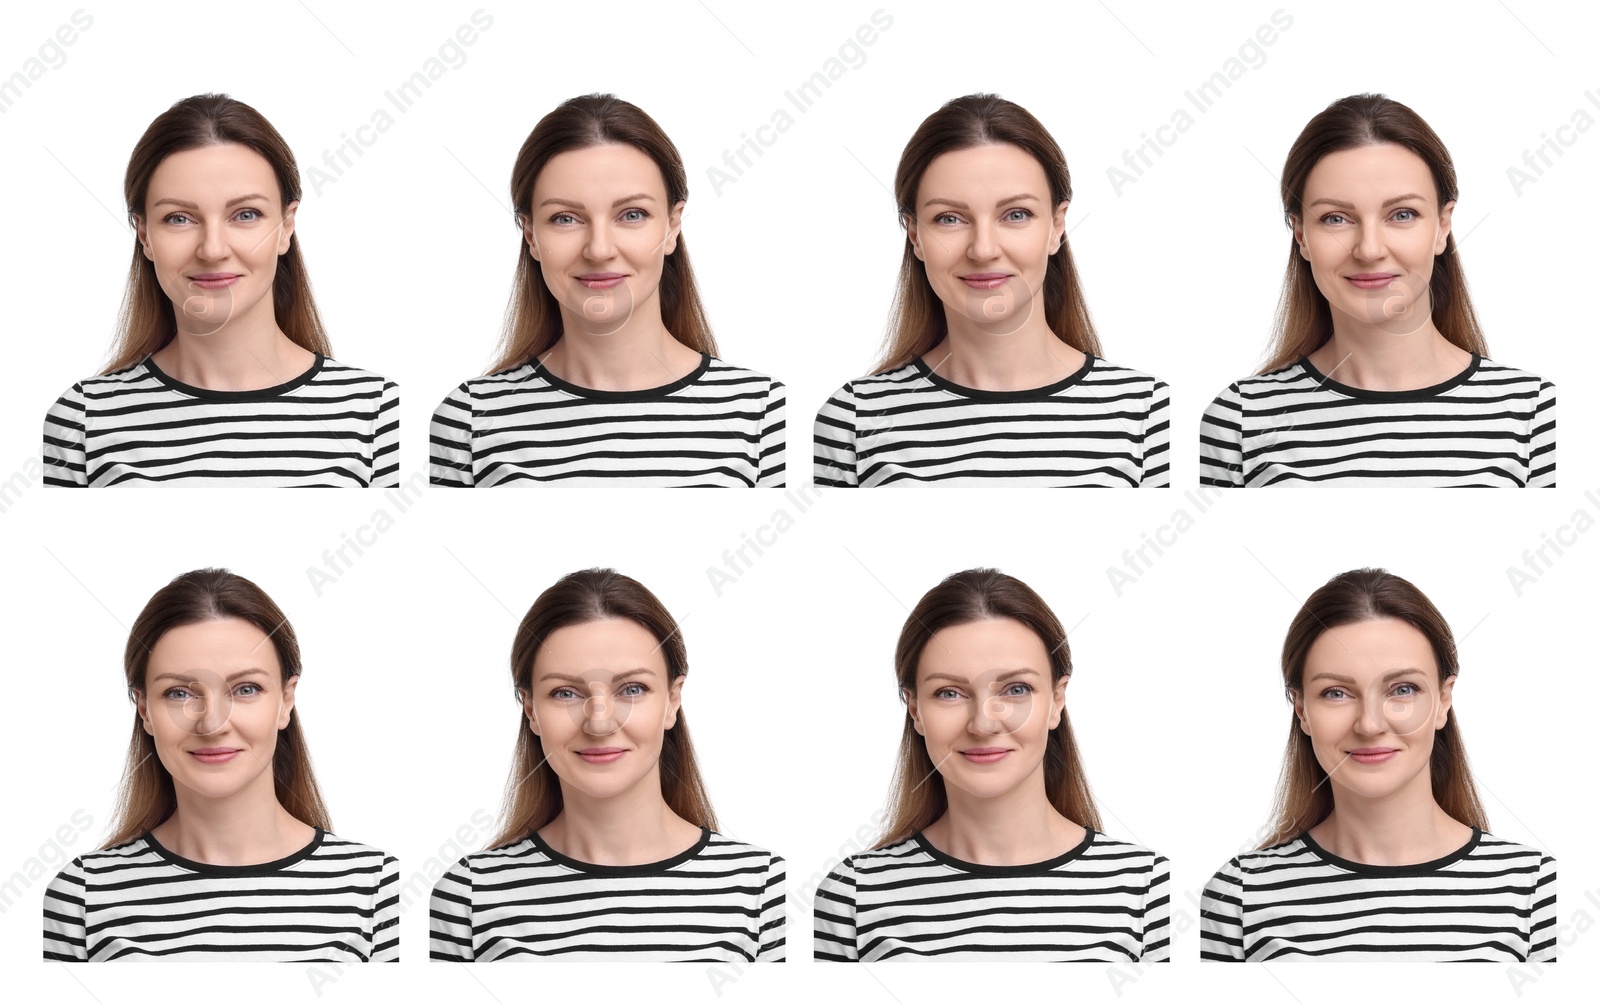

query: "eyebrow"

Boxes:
[537, 668, 659, 684]
[922, 193, 1041, 211]
[1306, 668, 1428, 685]
[150, 668, 271, 683]
[1308, 194, 1427, 210]
[151, 194, 272, 210]
[923, 667, 1042, 685]
[537, 193, 659, 210]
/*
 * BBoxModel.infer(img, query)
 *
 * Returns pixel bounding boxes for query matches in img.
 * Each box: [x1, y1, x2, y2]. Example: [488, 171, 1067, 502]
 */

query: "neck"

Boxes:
[545, 300, 700, 392]
[1311, 316, 1470, 392]
[1313, 773, 1470, 865]
[153, 302, 313, 391]
[156, 772, 310, 866]
[926, 311, 1084, 392]
[927, 767, 1085, 866]
[543, 771, 698, 866]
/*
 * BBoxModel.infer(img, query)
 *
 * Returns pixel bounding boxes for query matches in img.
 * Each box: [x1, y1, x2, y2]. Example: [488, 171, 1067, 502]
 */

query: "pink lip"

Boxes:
[578, 273, 626, 290]
[189, 748, 241, 764]
[959, 747, 1010, 764]
[1348, 748, 1398, 764]
[960, 273, 1010, 290]
[189, 273, 240, 290]
[1345, 273, 1397, 290]
[578, 747, 626, 764]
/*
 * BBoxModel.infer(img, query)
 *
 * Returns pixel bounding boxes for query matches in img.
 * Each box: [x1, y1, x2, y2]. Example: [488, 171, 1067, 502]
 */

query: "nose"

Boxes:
[1353, 692, 1387, 737]
[584, 219, 615, 262]
[582, 691, 618, 735]
[969, 693, 1007, 735]
[189, 693, 231, 736]
[196, 218, 230, 263]
[1351, 219, 1385, 262]
[967, 218, 998, 263]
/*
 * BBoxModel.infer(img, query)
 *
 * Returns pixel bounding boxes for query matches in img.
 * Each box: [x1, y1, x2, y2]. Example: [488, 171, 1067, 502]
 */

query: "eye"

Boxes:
[1319, 213, 1349, 226]
[163, 687, 195, 701]
[234, 208, 264, 222]
[550, 212, 578, 226]
[1320, 687, 1349, 700]
[551, 686, 580, 700]
[619, 682, 647, 697]
[1002, 681, 1034, 697]
[235, 682, 264, 697]
[933, 686, 962, 700]
[1391, 208, 1419, 222]
[1003, 208, 1033, 222]
[932, 212, 961, 226]
[162, 213, 193, 226]
[619, 208, 648, 223]
[1392, 682, 1421, 697]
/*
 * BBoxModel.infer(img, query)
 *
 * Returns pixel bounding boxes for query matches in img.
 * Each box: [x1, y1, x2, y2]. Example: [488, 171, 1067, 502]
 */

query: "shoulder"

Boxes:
[822, 364, 926, 405]
[315, 832, 397, 868]
[703, 832, 784, 869]
[1083, 358, 1168, 392]
[1084, 832, 1168, 870]
[1210, 362, 1310, 403]
[51, 838, 159, 885]
[315, 357, 397, 389]
[57, 361, 159, 401]
[701, 357, 783, 392]
[450, 363, 543, 397]
[829, 837, 924, 884]
[1209, 837, 1315, 885]
[1471, 831, 1554, 868]
[1471, 357, 1554, 392]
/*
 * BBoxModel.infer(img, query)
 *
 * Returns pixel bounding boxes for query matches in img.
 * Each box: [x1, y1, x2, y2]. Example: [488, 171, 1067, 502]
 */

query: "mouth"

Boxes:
[1345, 273, 1398, 290]
[960, 272, 1011, 290]
[1347, 747, 1399, 764]
[577, 272, 627, 290]
[577, 747, 627, 764]
[189, 748, 242, 764]
[958, 747, 1011, 764]
[188, 273, 241, 290]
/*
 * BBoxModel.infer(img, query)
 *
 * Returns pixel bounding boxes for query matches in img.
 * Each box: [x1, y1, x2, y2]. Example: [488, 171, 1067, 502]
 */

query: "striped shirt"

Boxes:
[429, 827, 785, 961]
[42, 829, 399, 962]
[813, 355, 1170, 487]
[1199, 829, 1557, 961]
[43, 354, 399, 487]
[812, 829, 1170, 961]
[1199, 355, 1555, 487]
[429, 353, 785, 487]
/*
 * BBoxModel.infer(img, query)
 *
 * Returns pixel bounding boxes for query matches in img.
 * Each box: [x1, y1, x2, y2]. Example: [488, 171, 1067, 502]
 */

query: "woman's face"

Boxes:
[1293, 617, 1454, 806]
[523, 143, 684, 337]
[905, 143, 1067, 336]
[1291, 142, 1454, 336]
[136, 143, 297, 337]
[137, 617, 296, 804]
[523, 618, 683, 802]
[907, 617, 1066, 802]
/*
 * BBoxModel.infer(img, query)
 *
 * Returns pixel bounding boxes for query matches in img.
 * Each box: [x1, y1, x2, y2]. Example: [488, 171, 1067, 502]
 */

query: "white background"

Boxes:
[0, 0, 1594, 1002]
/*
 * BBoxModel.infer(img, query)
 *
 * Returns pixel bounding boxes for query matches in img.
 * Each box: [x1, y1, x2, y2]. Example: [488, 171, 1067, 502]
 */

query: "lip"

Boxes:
[1345, 273, 1398, 290]
[577, 272, 627, 290]
[188, 748, 241, 764]
[959, 747, 1011, 764]
[577, 747, 626, 764]
[189, 273, 241, 290]
[1347, 747, 1398, 764]
[960, 272, 1011, 290]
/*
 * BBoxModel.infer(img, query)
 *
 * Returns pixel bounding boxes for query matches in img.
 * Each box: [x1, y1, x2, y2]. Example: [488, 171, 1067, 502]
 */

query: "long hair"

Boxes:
[487, 94, 716, 374]
[875, 568, 1101, 848]
[103, 568, 330, 849]
[1259, 93, 1487, 374]
[489, 568, 717, 847]
[1260, 568, 1489, 849]
[104, 93, 330, 375]
[874, 94, 1103, 374]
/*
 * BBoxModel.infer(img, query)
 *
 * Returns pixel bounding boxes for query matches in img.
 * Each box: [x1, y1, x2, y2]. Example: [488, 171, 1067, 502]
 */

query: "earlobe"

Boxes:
[1435, 200, 1456, 256]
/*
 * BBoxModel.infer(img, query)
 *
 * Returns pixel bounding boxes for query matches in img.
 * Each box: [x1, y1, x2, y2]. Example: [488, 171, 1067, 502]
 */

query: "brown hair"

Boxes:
[1261, 567, 1488, 848]
[873, 94, 1103, 374]
[487, 94, 716, 374]
[1259, 93, 1487, 374]
[875, 568, 1101, 848]
[104, 568, 330, 849]
[104, 93, 331, 375]
[489, 568, 717, 847]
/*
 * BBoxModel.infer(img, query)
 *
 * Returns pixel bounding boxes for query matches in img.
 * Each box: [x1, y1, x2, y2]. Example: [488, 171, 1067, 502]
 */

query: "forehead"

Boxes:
[532, 143, 668, 204]
[1304, 617, 1437, 680]
[532, 618, 668, 677]
[147, 617, 280, 674]
[917, 143, 1051, 206]
[916, 617, 1051, 684]
[147, 142, 281, 204]
[1303, 142, 1437, 205]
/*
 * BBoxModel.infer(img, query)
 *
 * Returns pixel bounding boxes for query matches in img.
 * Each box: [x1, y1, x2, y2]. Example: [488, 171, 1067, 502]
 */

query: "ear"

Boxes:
[134, 689, 154, 736]
[663, 199, 686, 256]
[1049, 200, 1069, 255]
[1435, 674, 1456, 730]
[1049, 674, 1068, 729]
[1289, 215, 1309, 262]
[520, 686, 541, 737]
[663, 673, 685, 730]
[1434, 199, 1456, 256]
[277, 675, 299, 730]
[278, 199, 299, 255]
[903, 686, 925, 736]
[904, 213, 925, 263]
[1290, 689, 1310, 735]
[520, 213, 540, 262]
[133, 216, 153, 260]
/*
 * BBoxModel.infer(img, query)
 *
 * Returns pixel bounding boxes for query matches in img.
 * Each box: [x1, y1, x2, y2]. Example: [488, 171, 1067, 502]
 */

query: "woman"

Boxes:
[42, 569, 398, 961]
[1200, 569, 1556, 961]
[814, 569, 1169, 961]
[1199, 94, 1555, 487]
[813, 94, 1169, 487]
[42, 94, 399, 487]
[429, 95, 786, 487]
[429, 568, 785, 960]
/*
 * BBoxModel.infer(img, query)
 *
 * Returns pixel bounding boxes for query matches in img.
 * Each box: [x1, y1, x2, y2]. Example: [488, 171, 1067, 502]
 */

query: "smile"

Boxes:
[959, 747, 1010, 764]
[188, 274, 241, 290]
[577, 273, 626, 290]
[1344, 273, 1397, 290]
[189, 748, 241, 765]
[960, 273, 1010, 290]
[1347, 748, 1398, 764]
[577, 747, 626, 764]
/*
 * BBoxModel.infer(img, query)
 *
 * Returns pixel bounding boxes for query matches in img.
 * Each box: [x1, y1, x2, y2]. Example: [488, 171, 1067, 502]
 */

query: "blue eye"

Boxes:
[932, 212, 960, 225]
[235, 682, 264, 697]
[933, 686, 961, 699]
[235, 208, 264, 222]
[620, 208, 647, 223]
[1392, 208, 1418, 222]
[551, 686, 579, 700]
[1003, 208, 1032, 222]
[620, 682, 646, 697]
[1003, 682, 1033, 697]
[550, 212, 578, 225]
[164, 687, 194, 701]
[1319, 213, 1348, 226]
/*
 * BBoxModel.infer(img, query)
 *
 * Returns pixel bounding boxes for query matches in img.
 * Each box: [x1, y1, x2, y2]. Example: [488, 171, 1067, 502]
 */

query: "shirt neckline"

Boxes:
[912, 827, 1096, 875]
[142, 352, 326, 401]
[1297, 827, 1482, 876]
[531, 351, 712, 401]
[528, 825, 712, 876]
[141, 826, 325, 876]
[911, 352, 1096, 401]
[1296, 353, 1481, 401]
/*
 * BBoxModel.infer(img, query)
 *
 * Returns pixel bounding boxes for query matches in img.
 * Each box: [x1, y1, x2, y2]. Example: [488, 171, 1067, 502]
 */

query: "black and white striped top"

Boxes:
[1199, 355, 1555, 487]
[42, 354, 399, 487]
[813, 355, 1170, 487]
[812, 829, 1170, 961]
[429, 353, 785, 487]
[1200, 829, 1556, 961]
[42, 829, 399, 961]
[429, 827, 785, 961]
